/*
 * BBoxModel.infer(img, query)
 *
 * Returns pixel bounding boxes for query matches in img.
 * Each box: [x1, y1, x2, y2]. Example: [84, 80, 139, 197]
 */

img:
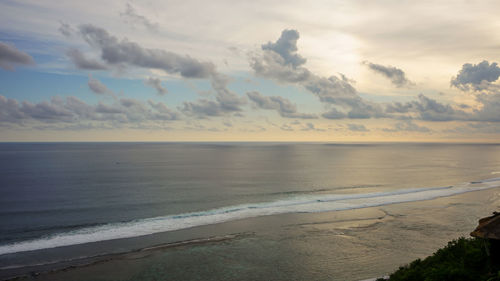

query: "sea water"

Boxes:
[1, 142, 500, 280]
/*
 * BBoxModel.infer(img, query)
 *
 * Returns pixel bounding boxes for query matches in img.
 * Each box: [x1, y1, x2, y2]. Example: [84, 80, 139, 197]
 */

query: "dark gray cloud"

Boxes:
[300, 122, 325, 131]
[78, 24, 215, 78]
[58, 21, 74, 37]
[246, 91, 316, 119]
[321, 107, 346, 119]
[252, 30, 500, 123]
[320, 99, 385, 120]
[181, 74, 245, 118]
[180, 99, 226, 117]
[0, 96, 25, 123]
[66, 48, 107, 70]
[88, 76, 113, 96]
[119, 98, 151, 122]
[415, 94, 465, 121]
[211, 74, 245, 112]
[261, 29, 306, 68]
[0, 42, 35, 70]
[145, 77, 167, 95]
[120, 3, 159, 32]
[472, 92, 500, 122]
[253, 29, 500, 124]
[303, 75, 358, 106]
[251, 29, 381, 119]
[95, 102, 122, 114]
[71, 24, 244, 118]
[280, 123, 294, 131]
[347, 103, 385, 119]
[446, 122, 500, 134]
[0, 95, 180, 128]
[181, 93, 245, 118]
[250, 30, 312, 83]
[0, 96, 74, 124]
[451, 60, 500, 91]
[249, 50, 311, 83]
[347, 124, 369, 132]
[382, 120, 431, 133]
[364, 61, 413, 87]
[385, 94, 467, 121]
[383, 90, 500, 122]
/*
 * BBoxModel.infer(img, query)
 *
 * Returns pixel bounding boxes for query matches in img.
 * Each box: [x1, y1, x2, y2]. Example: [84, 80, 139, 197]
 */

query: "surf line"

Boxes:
[0, 178, 499, 256]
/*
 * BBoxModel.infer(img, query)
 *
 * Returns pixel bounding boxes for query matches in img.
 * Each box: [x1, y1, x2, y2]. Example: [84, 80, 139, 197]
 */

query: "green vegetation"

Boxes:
[378, 238, 500, 281]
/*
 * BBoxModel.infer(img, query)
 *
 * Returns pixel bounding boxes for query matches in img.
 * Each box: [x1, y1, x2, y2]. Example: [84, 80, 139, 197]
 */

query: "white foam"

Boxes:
[1, 178, 499, 256]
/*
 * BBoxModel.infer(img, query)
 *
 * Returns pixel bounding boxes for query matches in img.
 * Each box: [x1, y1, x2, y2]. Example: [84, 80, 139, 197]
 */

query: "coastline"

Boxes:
[2, 178, 496, 256]
[2, 186, 499, 281]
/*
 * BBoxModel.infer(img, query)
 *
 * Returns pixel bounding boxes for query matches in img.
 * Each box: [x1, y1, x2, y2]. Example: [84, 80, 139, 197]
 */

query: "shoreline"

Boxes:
[1, 178, 497, 257]
[1, 186, 499, 281]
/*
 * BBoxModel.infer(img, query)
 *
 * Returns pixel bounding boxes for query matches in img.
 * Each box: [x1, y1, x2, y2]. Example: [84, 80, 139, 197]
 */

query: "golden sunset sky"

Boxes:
[1, 0, 500, 142]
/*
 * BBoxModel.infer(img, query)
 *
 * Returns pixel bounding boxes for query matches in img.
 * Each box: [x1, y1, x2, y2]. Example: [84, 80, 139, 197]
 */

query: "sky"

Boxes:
[1, 0, 500, 142]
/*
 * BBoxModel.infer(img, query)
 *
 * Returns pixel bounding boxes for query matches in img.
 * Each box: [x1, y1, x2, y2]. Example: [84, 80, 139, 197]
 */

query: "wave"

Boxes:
[265, 184, 383, 196]
[1, 178, 499, 256]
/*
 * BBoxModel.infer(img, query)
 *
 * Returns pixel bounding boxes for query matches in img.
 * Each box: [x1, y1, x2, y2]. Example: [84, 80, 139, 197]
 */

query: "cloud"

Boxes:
[300, 122, 325, 131]
[303, 75, 358, 106]
[383, 89, 500, 123]
[364, 61, 413, 87]
[448, 62, 500, 122]
[66, 48, 107, 70]
[0, 96, 75, 123]
[181, 73, 245, 118]
[211, 74, 246, 112]
[383, 120, 431, 133]
[180, 99, 227, 117]
[145, 77, 167, 95]
[0, 42, 35, 70]
[250, 30, 311, 83]
[451, 60, 500, 91]
[261, 29, 306, 68]
[251, 29, 381, 119]
[0, 95, 180, 128]
[472, 92, 500, 122]
[347, 124, 369, 132]
[446, 122, 500, 134]
[385, 94, 467, 121]
[87, 75, 114, 96]
[346, 103, 385, 119]
[321, 107, 346, 119]
[71, 24, 245, 118]
[249, 50, 311, 83]
[246, 91, 316, 119]
[58, 21, 74, 37]
[120, 3, 159, 32]
[0, 96, 25, 123]
[280, 123, 294, 131]
[78, 24, 215, 78]
[251, 30, 500, 124]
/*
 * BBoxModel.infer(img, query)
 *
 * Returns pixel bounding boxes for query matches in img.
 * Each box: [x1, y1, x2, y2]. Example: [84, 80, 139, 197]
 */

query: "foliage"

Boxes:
[377, 238, 500, 281]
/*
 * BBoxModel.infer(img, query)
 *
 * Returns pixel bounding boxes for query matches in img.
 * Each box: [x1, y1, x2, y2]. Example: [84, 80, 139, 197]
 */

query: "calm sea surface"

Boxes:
[1, 142, 500, 280]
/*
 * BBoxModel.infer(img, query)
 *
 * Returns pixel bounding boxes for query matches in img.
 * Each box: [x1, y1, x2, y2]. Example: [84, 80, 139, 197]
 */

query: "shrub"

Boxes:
[380, 238, 500, 281]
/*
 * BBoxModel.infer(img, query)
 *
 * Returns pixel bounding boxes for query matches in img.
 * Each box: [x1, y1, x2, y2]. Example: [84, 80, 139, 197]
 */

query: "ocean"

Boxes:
[0, 142, 499, 280]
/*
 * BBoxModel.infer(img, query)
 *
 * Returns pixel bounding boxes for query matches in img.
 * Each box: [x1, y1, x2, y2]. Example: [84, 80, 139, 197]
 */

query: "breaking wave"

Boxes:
[1, 178, 499, 256]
